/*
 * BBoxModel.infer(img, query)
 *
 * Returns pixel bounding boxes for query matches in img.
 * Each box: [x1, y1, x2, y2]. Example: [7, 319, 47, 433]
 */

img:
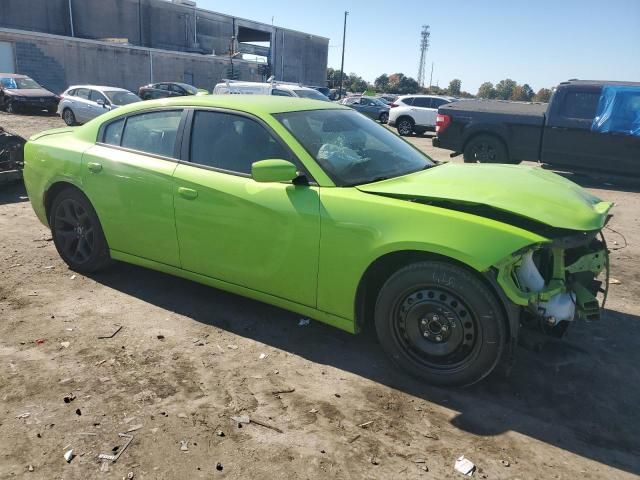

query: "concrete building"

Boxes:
[0, 0, 329, 93]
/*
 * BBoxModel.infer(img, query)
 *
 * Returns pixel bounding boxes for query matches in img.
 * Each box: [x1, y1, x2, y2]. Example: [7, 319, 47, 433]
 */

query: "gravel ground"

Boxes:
[1, 111, 639, 479]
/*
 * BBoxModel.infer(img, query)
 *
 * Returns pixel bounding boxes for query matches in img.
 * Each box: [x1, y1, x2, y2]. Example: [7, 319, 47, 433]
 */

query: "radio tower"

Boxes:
[417, 25, 430, 88]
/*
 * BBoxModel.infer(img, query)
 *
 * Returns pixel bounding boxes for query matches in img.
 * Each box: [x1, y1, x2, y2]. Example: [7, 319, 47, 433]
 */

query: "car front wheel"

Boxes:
[396, 117, 414, 136]
[379, 112, 389, 124]
[50, 188, 111, 273]
[375, 261, 506, 387]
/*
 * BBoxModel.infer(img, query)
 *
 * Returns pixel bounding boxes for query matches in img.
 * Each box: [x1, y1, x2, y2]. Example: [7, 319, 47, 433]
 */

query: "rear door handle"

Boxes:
[178, 187, 198, 200]
[87, 162, 102, 173]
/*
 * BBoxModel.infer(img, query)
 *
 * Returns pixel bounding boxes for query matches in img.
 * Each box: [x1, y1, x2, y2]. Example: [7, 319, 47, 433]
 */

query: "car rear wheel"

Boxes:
[62, 108, 77, 126]
[396, 117, 414, 136]
[463, 135, 508, 163]
[50, 188, 111, 273]
[375, 261, 505, 387]
[379, 112, 389, 124]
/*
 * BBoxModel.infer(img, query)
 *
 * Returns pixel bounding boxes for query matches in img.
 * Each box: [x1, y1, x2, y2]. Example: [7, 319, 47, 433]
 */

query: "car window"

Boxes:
[120, 110, 183, 158]
[104, 90, 140, 106]
[360, 98, 374, 106]
[272, 88, 293, 97]
[157, 84, 170, 91]
[275, 109, 434, 186]
[0, 77, 17, 89]
[169, 84, 184, 94]
[66, 89, 76, 96]
[190, 110, 290, 175]
[75, 88, 90, 100]
[102, 118, 125, 146]
[560, 91, 600, 120]
[432, 98, 451, 108]
[292, 89, 330, 101]
[401, 97, 415, 106]
[412, 97, 433, 108]
[89, 90, 106, 103]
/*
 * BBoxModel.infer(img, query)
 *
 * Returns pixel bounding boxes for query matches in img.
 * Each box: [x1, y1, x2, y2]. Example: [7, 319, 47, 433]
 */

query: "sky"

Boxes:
[198, 0, 640, 93]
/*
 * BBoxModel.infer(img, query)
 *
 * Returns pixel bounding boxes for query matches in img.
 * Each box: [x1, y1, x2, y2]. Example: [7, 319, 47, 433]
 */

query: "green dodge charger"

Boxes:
[23, 95, 612, 386]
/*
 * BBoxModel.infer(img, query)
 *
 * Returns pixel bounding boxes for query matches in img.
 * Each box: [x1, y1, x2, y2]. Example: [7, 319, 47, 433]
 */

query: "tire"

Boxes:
[375, 261, 505, 387]
[463, 135, 509, 163]
[396, 117, 414, 136]
[49, 188, 111, 273]
[62, 108, 77, 126]
[379, 112, 389, 124]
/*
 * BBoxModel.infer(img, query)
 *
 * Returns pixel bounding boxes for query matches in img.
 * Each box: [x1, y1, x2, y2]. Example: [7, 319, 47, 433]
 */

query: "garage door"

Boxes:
[0, 42, 15, 73]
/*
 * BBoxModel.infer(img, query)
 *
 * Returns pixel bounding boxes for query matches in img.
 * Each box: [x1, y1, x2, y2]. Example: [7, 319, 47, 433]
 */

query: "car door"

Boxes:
[81, 109, 185, 266]
[168, 84, 186, 97]
[87, 89, 108, 121]
[72, 88, 92, 122]
[410, 97, 435, 126]
[541, 87, 606, 172]
[172, 109, 321, 307]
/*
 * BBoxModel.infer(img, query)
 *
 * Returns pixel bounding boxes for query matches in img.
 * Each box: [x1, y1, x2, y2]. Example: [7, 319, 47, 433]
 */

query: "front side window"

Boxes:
[275, 109, 434, 186]
[120, 110, 183, 158]
[561, 91, 600, 120]
[89, 90, 106, 103]
[190, 110, 290, 175]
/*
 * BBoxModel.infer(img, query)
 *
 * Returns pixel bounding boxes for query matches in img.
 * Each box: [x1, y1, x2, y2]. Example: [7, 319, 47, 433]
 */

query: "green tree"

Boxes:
[534, 88, 552, 103]
[374, 73, 389, 92]
[447, 78, 462, 96]
[521, 84, 535, 101]
[511, 83, 535, 101]
[387, 73, 420, 94]
[495, 78, 517, 100]
[348, 73, 369, 93]
[477, 82, 496, 99]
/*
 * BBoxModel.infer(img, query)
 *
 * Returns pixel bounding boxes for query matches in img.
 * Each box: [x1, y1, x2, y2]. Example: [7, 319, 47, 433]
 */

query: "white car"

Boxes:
[58, 85, 141, 126]
[388, 95, 457, 136]
[212, 80, 330, 101]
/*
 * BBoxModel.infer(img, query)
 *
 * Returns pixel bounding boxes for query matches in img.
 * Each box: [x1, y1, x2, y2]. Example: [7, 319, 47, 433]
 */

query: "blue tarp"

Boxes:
[592, 85, 640, 136]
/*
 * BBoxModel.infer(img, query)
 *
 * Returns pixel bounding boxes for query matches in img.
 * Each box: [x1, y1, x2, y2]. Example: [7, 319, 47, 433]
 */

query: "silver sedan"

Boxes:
[58, 85, 141, 125]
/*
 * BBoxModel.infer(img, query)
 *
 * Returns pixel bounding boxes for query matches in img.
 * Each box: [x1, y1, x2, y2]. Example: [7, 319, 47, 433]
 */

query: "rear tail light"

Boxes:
[390, 103, 399, 108]
[436, 114, 451, 134]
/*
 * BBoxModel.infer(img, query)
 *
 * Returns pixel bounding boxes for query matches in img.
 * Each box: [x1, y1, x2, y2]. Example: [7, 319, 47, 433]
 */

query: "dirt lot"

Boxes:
[1, 111, 639, 479]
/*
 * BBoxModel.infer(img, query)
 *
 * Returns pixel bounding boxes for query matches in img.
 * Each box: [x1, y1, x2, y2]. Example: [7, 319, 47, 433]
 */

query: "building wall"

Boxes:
[0, 29, 263, 94]
[0, 0, 329, 85]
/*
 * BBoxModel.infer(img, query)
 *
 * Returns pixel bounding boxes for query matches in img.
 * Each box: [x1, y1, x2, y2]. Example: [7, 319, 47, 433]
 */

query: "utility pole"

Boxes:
[429, 62, 434, 91]
[338, 11, 348, 99]
[417, 25, 430, 88]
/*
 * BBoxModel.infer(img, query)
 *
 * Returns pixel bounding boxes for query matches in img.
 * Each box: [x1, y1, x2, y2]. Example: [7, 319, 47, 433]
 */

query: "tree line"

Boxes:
[326, 68, 553, 102]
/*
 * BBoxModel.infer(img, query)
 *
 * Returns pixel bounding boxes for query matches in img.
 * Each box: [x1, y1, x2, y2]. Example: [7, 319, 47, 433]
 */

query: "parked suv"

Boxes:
[58, 85, 140, 125]
[389, 95, 457, 136]
[213, 80, 330, 101]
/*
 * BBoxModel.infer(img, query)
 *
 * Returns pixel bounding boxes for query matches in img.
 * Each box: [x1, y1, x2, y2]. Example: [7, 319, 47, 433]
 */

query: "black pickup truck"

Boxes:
[433, 80, 640, 176]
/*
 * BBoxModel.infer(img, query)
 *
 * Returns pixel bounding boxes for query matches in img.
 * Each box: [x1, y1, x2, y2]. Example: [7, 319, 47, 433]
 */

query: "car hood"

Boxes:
[5, 88, 56, 98]
[356, 163, 612, 232]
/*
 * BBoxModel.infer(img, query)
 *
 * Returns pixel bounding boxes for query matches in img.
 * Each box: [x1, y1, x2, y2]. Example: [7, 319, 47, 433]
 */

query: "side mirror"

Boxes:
[96, 99, 106, 107]
[252, 159, 298, 183]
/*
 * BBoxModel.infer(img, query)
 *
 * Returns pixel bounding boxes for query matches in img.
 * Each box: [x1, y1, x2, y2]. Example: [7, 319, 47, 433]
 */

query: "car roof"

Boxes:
[399, 94, 455, 100]
[0, 73, 30, 79]
[66, 85, 132, 92]
[560, 79, 640, 88]
[96, 94, 348, 118]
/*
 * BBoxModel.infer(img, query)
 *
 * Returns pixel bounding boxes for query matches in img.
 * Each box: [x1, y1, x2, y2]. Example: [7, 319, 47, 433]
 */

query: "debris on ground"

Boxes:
[455, 456, 476, 476]
[347, 434, 360, 443]
[156, 335, 165, 340]
[98, 433, 134, 462]
[259, 353, 268, 359]
[126, 471, 135, 479]
[126, 424, 143, 432]
[226, 344, 238, 350]
[358, 420, 374, 428]
[27, 464, 34, 472]
[609, 277, 622, 285]
[298, 318, 310, 327]
[15, 412, 31, 419]
[231, 415, 250, 425]
[63, 449, 74, 463]
[309, 408, 318, 414]
[272, 387, 295, 395]
[60, 341, 70, 348]
[100, 461, 109, 472]
[70, 274, 76, 280]
[34, 339, 45, 345]
[230, 414, 282, 433]
[216, 430, 225, 437]
[501, 459, 510, 467]
[98, 324, 123, 339]
[370, 456, 380, 465]
[180, 440, 189, 451]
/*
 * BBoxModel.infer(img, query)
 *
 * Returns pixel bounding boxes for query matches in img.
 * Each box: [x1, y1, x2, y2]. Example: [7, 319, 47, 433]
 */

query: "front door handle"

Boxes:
[87, 162, 102, 173]
[178, 187, 198, 200]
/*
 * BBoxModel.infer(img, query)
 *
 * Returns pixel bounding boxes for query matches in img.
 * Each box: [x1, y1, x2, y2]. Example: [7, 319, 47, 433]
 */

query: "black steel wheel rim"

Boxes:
[54, 198, 95, 264]
[398, 120, 412, 135]
[391, 287, 480, 371]
[472, 142, 496, 162]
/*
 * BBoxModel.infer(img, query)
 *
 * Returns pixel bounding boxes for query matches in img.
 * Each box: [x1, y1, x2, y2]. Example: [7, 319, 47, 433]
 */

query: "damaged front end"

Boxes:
[0, 127, 26, 184]
[495, 229, 609, 338]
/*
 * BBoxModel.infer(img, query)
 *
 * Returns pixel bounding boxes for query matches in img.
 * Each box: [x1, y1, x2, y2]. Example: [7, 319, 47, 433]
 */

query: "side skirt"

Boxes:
[110, 250, 356, 334]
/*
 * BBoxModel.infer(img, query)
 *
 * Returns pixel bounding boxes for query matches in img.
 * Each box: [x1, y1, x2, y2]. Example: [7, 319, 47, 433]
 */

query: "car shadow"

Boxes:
[88, 261, 640, 475]
[0, 180, 28, 205]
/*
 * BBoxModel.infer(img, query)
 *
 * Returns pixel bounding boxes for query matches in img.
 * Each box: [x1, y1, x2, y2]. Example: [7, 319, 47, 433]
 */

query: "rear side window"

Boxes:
[272, 88, 293, 97]
[190, 110, 290, 175]
[66, 89, 76, 96]
[103, 118, 125, 145]
[433, 98, 451, 108]
[401, 97, 415, 106]
[120, 110, 183, 158]
[560, 91, 600, 120]
[412, 97, 433, 108]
